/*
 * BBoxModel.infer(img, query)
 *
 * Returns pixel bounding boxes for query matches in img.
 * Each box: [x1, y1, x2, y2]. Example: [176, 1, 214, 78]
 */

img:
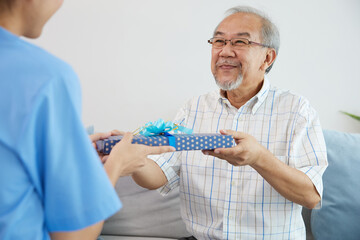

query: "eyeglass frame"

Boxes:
[208, 37, 271, 49]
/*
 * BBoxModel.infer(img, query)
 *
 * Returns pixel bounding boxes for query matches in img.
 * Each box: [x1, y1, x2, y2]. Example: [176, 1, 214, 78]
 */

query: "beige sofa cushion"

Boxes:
[101, 176, 190, 239]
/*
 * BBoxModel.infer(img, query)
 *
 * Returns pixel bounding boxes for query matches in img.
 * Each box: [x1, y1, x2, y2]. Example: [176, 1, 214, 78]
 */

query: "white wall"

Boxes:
[31, 0, 360, 133]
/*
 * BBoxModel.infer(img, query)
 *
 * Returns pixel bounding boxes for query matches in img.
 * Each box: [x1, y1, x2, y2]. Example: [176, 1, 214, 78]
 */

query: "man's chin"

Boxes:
[215, 77, 242, 91]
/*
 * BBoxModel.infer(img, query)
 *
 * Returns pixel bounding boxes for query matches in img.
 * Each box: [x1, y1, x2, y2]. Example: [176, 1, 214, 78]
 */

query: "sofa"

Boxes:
[100, 130, 360, 240]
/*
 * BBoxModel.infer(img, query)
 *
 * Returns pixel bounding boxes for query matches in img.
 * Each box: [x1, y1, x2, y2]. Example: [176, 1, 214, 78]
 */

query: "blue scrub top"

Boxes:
[0, 27, 121, 240]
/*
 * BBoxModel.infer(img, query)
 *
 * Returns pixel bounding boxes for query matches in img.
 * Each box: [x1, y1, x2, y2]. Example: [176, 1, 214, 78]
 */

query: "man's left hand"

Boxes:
[202, 129, 268, 167]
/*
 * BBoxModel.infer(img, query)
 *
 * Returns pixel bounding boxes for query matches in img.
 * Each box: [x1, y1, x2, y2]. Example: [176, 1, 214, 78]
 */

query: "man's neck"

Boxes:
[224, 78, 264, 109]
[0, 9, 24, 37]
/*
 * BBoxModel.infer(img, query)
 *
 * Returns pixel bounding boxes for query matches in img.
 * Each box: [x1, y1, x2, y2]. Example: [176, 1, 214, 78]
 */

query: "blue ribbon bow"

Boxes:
[138, 118, 193, 136]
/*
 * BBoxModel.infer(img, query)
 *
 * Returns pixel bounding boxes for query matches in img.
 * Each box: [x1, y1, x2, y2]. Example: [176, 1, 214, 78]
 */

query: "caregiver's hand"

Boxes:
[104, 132, 175, 185]
[89, 129, 124, 163]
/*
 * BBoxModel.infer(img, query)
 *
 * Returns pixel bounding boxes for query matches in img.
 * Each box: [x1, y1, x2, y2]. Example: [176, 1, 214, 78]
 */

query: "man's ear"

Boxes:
[260, 48, 276, 72]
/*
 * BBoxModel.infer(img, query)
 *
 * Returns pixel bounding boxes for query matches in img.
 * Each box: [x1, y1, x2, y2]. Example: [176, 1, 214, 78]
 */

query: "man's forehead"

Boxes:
[214, 31, 251, 38]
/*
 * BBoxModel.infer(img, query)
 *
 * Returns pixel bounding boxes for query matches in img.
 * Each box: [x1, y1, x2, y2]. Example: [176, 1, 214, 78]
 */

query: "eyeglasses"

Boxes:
[208, 37, 270, 49]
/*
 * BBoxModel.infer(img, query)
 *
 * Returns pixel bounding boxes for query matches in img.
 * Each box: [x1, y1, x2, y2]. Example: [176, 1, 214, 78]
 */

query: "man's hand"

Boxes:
[203, 129, 321, 208]
[202, 129, 268, 167]
[104, 132, 175, 183]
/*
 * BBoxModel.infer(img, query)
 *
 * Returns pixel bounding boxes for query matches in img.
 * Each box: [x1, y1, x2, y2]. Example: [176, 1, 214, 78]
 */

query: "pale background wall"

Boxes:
[31, 0, 360, 133]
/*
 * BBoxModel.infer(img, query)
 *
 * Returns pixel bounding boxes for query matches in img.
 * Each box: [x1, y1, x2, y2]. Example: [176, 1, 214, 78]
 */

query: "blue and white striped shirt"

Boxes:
[153, 78, 328, 240]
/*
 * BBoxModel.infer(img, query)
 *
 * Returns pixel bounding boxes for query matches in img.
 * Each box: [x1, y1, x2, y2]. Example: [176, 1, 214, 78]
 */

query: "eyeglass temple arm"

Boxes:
[249, 41, 270, 48]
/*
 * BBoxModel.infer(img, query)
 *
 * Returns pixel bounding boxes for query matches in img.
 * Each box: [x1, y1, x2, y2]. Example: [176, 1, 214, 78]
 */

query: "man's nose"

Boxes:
[219, 42, 236, 57]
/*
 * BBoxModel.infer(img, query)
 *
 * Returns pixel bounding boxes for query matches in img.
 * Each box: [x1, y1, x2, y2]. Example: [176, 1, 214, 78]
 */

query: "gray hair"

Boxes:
[214, 6, 280, 74]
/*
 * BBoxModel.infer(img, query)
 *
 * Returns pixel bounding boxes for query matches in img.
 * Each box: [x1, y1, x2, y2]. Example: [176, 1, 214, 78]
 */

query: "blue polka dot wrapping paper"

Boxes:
[96, 133, 234, 154]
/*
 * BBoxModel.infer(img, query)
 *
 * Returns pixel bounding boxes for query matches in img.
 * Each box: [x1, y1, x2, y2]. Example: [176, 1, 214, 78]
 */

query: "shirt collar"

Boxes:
[217, 77, 271, 114]
[251, 77, 270, 114]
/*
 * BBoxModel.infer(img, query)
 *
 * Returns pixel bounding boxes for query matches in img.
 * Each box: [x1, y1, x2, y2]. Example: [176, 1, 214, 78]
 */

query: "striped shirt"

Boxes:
[153, 78, 328, 240]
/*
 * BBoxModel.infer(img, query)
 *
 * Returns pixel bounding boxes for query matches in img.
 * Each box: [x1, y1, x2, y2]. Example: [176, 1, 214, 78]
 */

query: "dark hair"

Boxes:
[0, 0, 17, 12]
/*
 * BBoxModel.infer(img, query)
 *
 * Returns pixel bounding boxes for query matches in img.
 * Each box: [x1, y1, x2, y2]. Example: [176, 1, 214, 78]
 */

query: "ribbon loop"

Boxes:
[137, 118, 193, 136]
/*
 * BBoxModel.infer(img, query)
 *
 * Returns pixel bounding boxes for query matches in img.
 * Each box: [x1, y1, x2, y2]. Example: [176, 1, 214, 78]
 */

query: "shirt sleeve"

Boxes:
[20, 67, 121, 231]
[290, 99, 328, 208]
[151, 103, 191, 195]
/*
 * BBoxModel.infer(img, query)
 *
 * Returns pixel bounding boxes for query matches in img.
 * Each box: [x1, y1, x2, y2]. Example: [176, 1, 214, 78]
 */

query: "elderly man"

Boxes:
[132, 6, 328, 240]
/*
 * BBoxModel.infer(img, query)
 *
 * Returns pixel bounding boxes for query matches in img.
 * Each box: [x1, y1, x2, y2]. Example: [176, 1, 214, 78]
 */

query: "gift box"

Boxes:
[96, 133, 234, 154]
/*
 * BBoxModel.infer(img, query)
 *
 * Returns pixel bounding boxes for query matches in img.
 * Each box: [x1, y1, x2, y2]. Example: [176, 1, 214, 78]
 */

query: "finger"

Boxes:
[213, 147, 242, 159]
[220, 129, 246, 140]
[144, 145, 176, 155]
[202, 149, 224, 159]
[201, 148, 232, 157]
[119, 132, 133, 144]
[111, 129, 125, 136]
[214, 147, 230, 155]
[203, 150, 240, 166]
[201, 149, 214, 156]
[219, 129, 230, 135]
[89, 131, 112, 142]
[101, 155, 109, 164]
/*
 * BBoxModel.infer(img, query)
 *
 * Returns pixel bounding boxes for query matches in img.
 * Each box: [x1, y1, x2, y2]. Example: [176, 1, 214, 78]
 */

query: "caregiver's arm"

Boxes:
[51, 132, 175, 239]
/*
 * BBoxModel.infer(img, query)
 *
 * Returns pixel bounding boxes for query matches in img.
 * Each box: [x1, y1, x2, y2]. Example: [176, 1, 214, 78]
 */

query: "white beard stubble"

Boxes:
[214, 71, 243, 91]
